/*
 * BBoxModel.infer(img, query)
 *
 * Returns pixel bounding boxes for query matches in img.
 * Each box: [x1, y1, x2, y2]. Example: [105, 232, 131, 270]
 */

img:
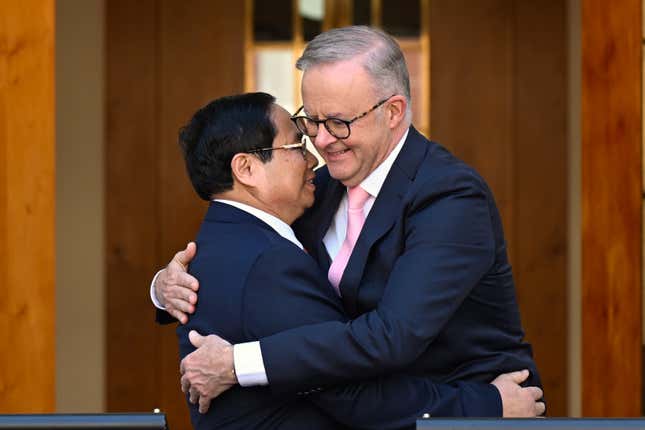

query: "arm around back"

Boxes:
[241, 243, 503, 427]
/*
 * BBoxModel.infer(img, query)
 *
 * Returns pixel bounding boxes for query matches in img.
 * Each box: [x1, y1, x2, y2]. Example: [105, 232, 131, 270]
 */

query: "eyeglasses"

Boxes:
[290, 95, 395, 140]
[246, 141, 307, 158]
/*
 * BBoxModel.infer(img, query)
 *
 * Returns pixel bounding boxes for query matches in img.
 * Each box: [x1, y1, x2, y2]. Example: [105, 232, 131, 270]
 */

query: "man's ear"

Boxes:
[385, 95, 407, 129]
[231, 153, 258, 187]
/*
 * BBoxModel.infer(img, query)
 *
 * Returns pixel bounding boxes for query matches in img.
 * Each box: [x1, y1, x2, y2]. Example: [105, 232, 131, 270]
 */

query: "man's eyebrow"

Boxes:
[304, 109, 347, 120]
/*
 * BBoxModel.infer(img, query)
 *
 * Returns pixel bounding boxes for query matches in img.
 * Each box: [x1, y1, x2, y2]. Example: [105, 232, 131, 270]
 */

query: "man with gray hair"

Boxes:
[153, 26, 545, 421]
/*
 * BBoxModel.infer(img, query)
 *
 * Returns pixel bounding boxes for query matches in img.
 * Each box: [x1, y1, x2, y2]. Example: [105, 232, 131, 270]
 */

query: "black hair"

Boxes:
[179, 92, 276, 200]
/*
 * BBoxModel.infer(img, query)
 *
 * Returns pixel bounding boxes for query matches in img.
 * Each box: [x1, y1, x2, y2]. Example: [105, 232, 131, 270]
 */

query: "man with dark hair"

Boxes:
[157, 25, 545, 421]
[175, 92, 540, 429]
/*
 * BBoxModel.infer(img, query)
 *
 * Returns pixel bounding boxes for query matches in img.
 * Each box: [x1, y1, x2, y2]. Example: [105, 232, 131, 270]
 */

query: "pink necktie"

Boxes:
[328, 186, 370, 294]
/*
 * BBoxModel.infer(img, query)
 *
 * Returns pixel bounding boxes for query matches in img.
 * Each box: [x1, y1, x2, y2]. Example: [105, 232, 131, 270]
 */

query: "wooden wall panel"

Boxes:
[157, 1, 245, 427]
[106, 2, 245, 428]
[106, 0, 161, 414]
[431, 0, 568, 415]
[514, 0, 568, 415]
[430, 1, 515, 263]
[581, 0, 642, 416]
[0, 0, 55, 412]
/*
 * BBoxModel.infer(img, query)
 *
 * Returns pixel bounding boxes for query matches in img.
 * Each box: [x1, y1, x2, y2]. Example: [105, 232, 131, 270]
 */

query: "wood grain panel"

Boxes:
[430, 0, 515, 264]
[156, 2, 246, 427]
[581, 0, 642, 416]
[0, 0, 55, 412]
[431, 0, 568, 414]
[514, 0, 568, 416]
[106, 0, 161, 414]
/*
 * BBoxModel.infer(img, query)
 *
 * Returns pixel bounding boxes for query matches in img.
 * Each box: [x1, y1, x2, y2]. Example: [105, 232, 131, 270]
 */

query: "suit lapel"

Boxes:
[339, 127, 429, 314]
[313, 179, 345, 273]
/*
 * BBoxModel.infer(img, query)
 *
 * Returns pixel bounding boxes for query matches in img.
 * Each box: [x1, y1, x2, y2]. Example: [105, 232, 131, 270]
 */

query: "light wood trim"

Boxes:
[420, 0, 431, 135]
[581, 0, 642, 416]
[371, 0, 382, 27]
[0, 0, 56, 412]
[293, 0, 304, 108]
[244, 0, 254, 91]
[337, 0, 353, 27]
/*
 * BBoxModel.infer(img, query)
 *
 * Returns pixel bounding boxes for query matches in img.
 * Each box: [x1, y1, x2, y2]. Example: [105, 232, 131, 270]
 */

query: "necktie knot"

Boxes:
[347, 186, 370, 210]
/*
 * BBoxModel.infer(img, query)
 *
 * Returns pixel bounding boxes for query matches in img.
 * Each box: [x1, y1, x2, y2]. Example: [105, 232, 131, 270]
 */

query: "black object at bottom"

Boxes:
[0, 413, 168, 429]
[417, 418, 645, 429]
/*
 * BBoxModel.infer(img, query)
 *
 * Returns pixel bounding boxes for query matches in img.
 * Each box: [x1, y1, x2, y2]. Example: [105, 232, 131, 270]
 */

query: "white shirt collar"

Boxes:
[213, 199, 304, 250]
[358, 128, 409, 197]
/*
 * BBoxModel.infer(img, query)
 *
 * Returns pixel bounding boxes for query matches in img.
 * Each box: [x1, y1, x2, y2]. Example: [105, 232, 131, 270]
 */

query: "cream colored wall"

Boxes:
[567, 0, 582, 417]
[55, 0, 105, 412]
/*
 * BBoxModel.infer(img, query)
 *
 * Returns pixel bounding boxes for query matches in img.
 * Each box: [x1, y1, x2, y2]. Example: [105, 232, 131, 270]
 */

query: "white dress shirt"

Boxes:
[151, 130, 409, 386]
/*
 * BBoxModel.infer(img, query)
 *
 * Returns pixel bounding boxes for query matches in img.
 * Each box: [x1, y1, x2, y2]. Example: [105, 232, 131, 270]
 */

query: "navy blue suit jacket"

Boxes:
[177, 202, 503, 429]
[259, 127, 541, 399]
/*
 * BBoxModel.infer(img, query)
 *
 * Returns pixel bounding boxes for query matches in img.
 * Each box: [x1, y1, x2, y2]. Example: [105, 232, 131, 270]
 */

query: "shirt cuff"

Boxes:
[150, 269, 166, 310]
[233, 341, 268, 386]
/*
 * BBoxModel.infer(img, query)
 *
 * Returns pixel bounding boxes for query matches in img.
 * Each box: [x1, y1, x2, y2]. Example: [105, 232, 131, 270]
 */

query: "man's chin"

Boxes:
[304, 196, 315, 210]
[327, 165, 352, 183]
[328, 163, 365, 187]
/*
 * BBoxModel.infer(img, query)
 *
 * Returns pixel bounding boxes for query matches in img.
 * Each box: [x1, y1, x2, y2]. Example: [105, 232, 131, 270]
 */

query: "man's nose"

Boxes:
[312, 122, 336, 149]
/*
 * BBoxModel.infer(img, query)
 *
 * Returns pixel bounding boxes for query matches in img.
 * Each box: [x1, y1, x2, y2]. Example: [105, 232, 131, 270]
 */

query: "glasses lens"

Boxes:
[325, 118, 350, 139]
[294, 118, 318, 138]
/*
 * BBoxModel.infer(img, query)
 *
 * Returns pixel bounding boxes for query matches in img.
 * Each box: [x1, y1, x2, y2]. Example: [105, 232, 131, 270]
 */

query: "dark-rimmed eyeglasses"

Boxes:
[246, 141, 307, 158]
[290, 94, 395, 140]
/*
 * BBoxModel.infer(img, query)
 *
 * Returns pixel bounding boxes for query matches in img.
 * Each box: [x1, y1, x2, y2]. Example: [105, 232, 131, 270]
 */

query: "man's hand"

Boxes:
[180, 330, 237, 414]
[155, 242, 199, 324]
[491, 369, 545, 417]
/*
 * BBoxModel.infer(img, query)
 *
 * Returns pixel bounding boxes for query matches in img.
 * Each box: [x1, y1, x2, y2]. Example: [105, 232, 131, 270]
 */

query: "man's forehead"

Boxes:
[301, 78, 373, 118]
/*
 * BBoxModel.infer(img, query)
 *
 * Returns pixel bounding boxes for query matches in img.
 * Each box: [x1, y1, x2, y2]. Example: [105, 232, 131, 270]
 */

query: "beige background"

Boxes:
[56, 0, 105, 412]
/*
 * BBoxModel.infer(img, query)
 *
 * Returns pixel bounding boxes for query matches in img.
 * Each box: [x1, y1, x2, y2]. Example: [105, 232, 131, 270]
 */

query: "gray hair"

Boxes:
[296, 26, 412, 116]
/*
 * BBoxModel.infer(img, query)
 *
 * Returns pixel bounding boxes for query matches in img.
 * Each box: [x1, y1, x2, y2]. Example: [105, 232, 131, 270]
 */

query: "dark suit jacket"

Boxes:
[177, 202, 503, 430]
[259, 127, 541, 398]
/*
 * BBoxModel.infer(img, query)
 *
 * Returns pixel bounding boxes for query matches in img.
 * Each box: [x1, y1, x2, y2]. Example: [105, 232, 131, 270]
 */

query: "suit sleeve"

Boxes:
[242, 244, 502, 424]
[156, 309, 176, 324]
[260, 171, 498, 391]
[310, 379, 501, 429]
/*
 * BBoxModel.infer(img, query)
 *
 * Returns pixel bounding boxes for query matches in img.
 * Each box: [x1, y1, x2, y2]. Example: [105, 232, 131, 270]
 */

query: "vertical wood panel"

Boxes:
[514, 0, 568, 416]
[430, 0, 515, 263]
[431, 0, 568, 414]
[0, 0, 55, 412]
[106, 0, 161, 414]
[106, 2, 245, 428]
[582, 0, 642, 416]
